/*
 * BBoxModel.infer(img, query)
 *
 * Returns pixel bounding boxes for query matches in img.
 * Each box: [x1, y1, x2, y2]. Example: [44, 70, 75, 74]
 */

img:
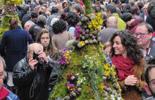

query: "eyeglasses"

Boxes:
[133, 33, 152, 40]
[133, 33, 146, 38]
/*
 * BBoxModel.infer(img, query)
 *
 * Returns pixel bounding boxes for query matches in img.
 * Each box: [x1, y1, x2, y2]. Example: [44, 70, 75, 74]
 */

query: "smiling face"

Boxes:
[112, 35, 126, 56]
[134, 24, 150, 48]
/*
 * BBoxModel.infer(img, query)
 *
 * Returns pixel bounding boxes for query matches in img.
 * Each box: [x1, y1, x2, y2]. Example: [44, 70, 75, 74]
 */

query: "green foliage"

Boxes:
[0, 13, 21, 39]
[0, 0, 23, 39]
[49, 44, 122, 100]
[0, 0, 23, 5]
[83, 0, 93, 14]
[0, 0, 4, 6]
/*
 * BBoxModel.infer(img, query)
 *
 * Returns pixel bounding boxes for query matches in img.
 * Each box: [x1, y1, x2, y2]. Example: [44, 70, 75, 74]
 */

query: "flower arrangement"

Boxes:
[50, 43, 122, 99]
[59, 49, 72, 65]
[63, 73, 83, 99]
[50, 10, 122, 100]
[88, 12, 103, 31]
[81, 55, 122, 99]
[70, 13, 103, 49]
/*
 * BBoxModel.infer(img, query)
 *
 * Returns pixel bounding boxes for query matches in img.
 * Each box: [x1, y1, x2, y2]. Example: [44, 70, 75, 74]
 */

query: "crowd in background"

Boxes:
[0, 0, 155, 100]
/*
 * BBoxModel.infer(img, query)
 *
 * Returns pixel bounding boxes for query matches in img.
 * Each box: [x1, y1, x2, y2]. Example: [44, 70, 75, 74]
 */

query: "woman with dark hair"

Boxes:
[36, 28, 57, 57]
[110, 31, 147, 100]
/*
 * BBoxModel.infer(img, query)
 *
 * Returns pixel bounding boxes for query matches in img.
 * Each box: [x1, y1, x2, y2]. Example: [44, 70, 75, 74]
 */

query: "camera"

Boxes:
[33, 52, 44, 65]
[33, 52, 39, 61]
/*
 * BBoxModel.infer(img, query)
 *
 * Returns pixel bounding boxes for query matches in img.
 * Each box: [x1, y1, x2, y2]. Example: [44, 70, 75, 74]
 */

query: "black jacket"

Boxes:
[146, 16, 155, 31]
[13, 57, 61, 100]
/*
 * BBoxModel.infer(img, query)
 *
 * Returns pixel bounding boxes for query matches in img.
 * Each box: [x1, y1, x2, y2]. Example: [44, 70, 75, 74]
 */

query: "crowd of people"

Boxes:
[0, 0, 155, 100]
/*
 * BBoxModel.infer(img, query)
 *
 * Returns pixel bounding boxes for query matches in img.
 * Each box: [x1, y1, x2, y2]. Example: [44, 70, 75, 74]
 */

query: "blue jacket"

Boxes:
[0, 28, 32, 71]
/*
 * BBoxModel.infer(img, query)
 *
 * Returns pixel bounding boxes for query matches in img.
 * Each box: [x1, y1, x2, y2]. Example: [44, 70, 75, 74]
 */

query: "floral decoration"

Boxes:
[63, 73, 84, 100]
[88, 12, 103, 31]
[72, 12, 104, 49]
[81, 55, 122, 99]
[59, 49, 71, 65]
[50, 12, 122, 100]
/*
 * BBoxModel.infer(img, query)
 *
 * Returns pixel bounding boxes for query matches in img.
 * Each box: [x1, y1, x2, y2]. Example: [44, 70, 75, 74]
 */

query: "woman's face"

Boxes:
[112, 36, 126, 56]
[40, 33, 50, 48]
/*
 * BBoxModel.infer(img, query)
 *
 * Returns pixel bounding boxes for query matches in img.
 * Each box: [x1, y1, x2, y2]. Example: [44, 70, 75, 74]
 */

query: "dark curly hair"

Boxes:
[110, 31, 143, 65]
[52, 19, 67, 34]
[66, 12, 79, 27]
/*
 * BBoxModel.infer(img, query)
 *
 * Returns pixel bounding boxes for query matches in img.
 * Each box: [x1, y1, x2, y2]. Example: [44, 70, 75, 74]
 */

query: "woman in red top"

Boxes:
[110, 31, 147, 100]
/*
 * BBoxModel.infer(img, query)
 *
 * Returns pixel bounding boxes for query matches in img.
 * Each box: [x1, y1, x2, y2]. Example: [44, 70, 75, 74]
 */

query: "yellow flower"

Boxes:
[104, 63, 110, 70]
[110, 66, 117, 77]
[104, 70, 110, 76]
[64, 50, 71, 64]
[98, 83, 105, 90]
[78, 41, 85, 47]
[103, 63, 111, 77]
[88, 12, 103, 32]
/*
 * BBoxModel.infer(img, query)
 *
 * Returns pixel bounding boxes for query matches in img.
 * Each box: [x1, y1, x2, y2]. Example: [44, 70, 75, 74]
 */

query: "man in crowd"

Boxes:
[133, 22, 153, 57]
[0, 18, 32, 91]
[13, 43, 60, 100]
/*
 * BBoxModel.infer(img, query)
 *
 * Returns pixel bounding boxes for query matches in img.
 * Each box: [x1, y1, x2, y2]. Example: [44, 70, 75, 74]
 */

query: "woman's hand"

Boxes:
[124, 75, 138, 86]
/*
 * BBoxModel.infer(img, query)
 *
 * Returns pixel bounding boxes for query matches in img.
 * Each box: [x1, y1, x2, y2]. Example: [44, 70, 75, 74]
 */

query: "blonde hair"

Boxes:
[27, 43, 43, 58]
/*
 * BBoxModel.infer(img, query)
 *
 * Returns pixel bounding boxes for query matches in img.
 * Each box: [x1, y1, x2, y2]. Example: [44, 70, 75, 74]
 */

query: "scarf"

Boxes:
[112, 55, 135, 81]
[0, 86, 9, 100]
